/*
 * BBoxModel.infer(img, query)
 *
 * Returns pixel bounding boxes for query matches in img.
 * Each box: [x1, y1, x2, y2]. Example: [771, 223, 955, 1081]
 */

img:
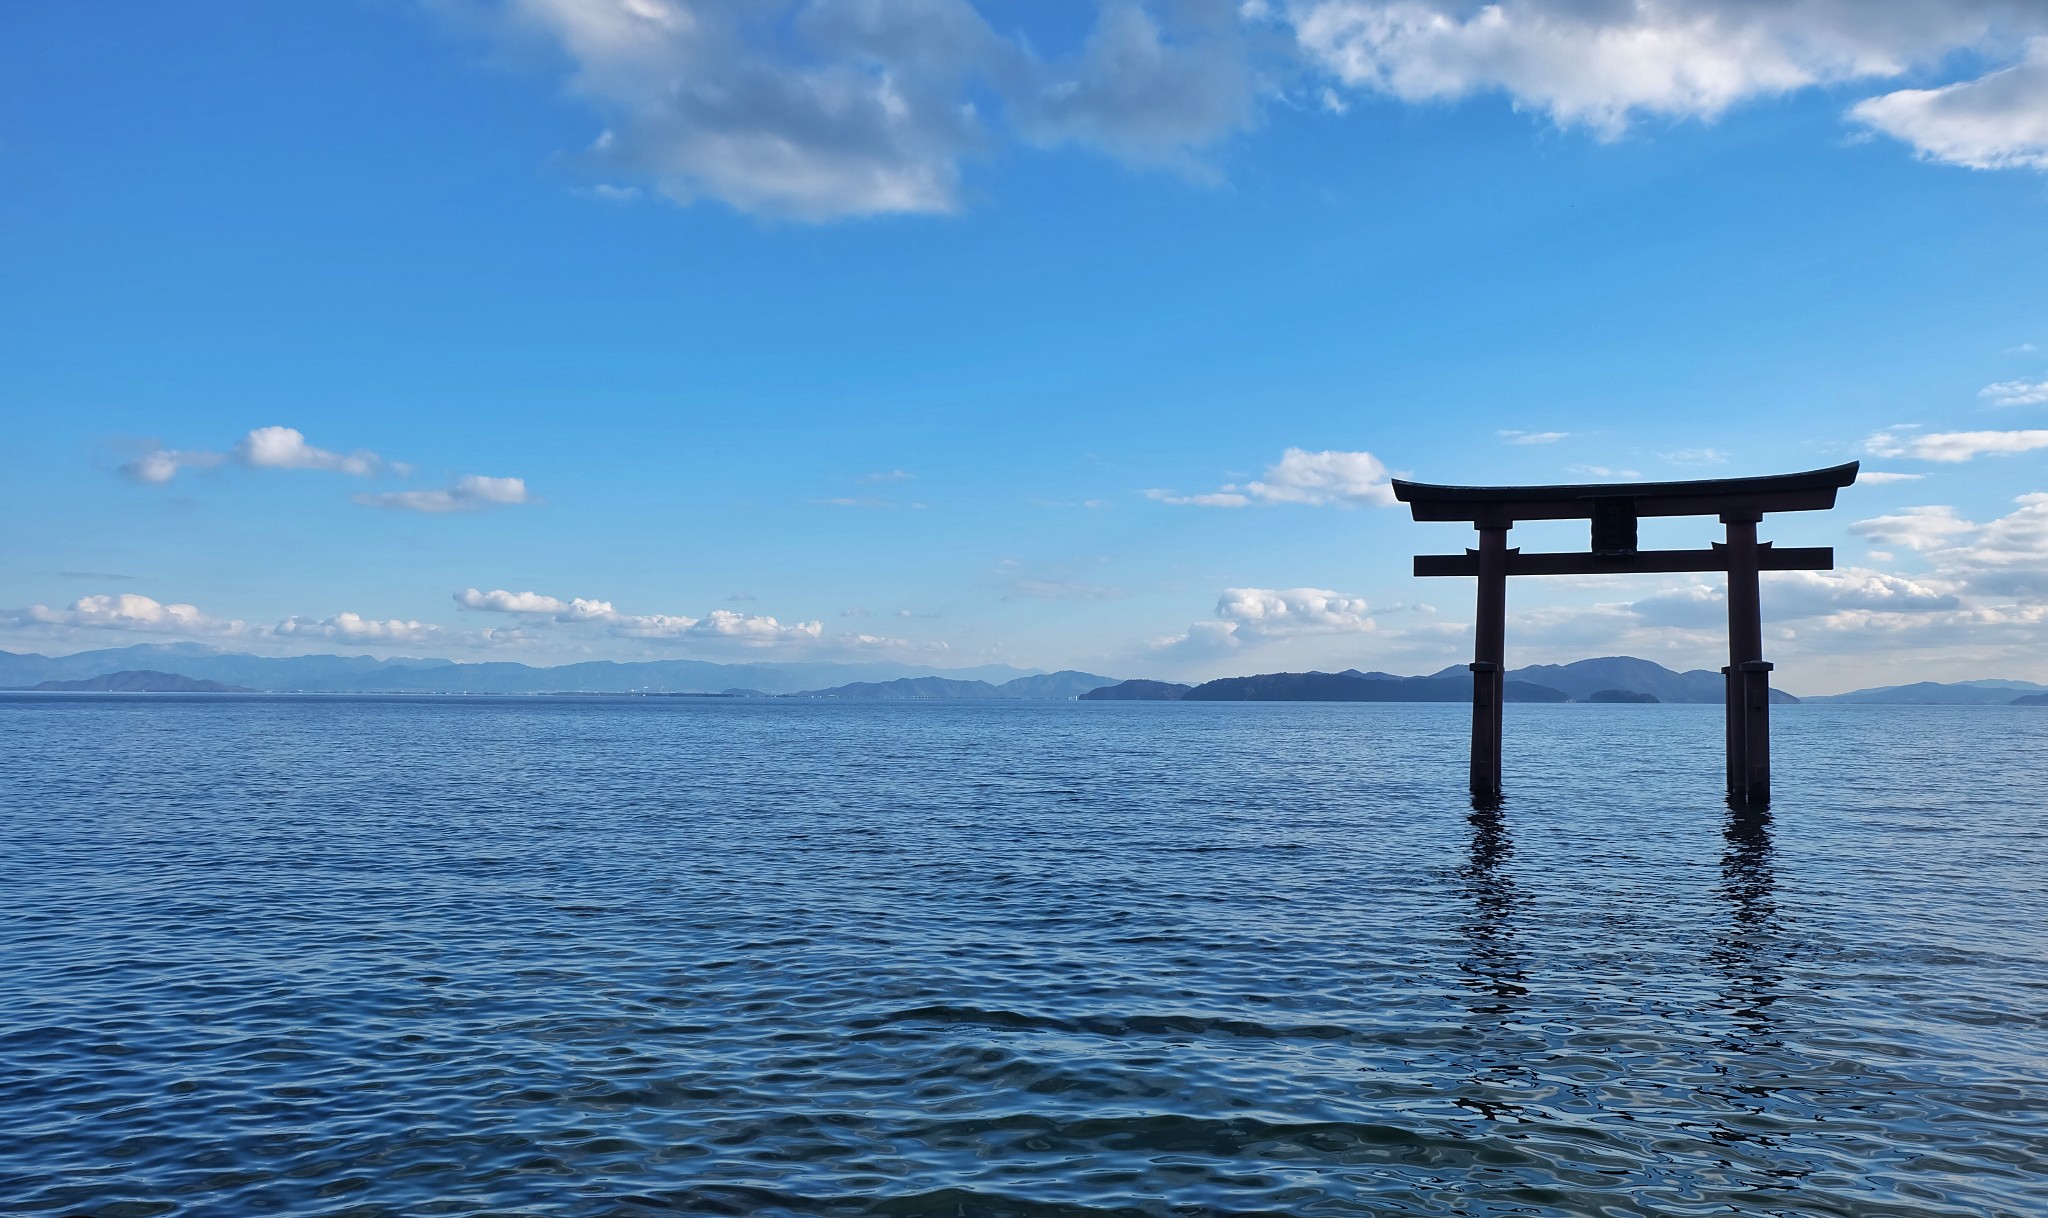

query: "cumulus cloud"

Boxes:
[1857, 470, 1926, 484]
[121, 425, 405, 489]
[1290, 1, 2043, 135]
[356, 475, 533, 512]
[1852, 504, 1980, 551]
[1, 591, 483, 650]
[1219, 586, 1376, 636]
[685, 608, 825, 642]
[234, 426, 387, 476]
[1851, 37, 2048, 170]
[1864, 427, 2048, 462]
[273, 613, 443, 644]
[1852, 493, 2048, 597]
[1981, 377, 2048, 407]
[115, 428, 534, 515]
[441, 2, 2048, 219]
[454, 587, 615, 619]
[1151, 586, 1376, 657]
[120, 426, 387, 484]
[4, 593, 255, 637]
[474, 0, 1257, 221]
[1630, 567, 1961, 628]
[1147, 447, 1397, 508]
[453, 585, 826, 645]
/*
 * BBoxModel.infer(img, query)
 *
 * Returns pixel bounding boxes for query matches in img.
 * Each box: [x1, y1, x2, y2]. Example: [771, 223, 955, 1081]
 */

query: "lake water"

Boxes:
[3, 696, 2044, 1217]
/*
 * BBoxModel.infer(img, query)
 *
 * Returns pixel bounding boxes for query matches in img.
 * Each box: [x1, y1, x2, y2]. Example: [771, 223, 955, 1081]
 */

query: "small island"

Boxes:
[25, 670, 254, 693]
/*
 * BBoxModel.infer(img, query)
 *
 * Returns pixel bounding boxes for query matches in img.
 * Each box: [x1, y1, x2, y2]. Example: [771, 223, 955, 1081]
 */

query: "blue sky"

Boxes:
[6, 0, 2048, 693]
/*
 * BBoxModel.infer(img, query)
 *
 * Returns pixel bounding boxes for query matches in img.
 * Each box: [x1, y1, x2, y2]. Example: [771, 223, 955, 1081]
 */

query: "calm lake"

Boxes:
[3, 696, 2044, 1217]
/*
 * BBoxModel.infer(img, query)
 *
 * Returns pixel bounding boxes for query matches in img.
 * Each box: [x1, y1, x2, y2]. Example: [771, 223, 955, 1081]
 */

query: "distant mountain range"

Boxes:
[1800, 679, 2048, 705]
[5, 645, 2044, 705]
[0, 643, 1048, 695]
[1084, 657, 1797, 704]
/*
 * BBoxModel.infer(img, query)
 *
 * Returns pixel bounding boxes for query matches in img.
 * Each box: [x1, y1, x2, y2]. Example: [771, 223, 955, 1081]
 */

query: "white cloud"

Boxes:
[475, 0, 1256, 221]
[0, 590, 475, 651]
[691, 608, 825, 641]
[1149, 446, 1396, 508]
[1630, 567, 1961, 628]
[1244, 448, 1397, 505]
[356, 475, 533, 513]
[432, 2, 2048, 224]
[442, 1, 2048, 224]
[1981, 377, 2048, 407]
[1150, 585, 1376, 657]
[4, 593, 255, 637]
[1865, 427, 2048, 462]
[234, 426, 385, 477]
[1498, 429, 1566, 445]
[1852, 504, 1979, 551]
[1661, 447, 1728, 466]
[1291, 1, 2042, 135]
[1857, 470, 1926, 484]
[452, 585, 827, 646]
[858, 469, 914, 484]
[120, 426, 385, 484]
[274, 613, 443, 644]
[454, 587, 616, 620]
[1568, 464, 1642, 480]
[1851, 493, 2048, 597]
[601, 607, 827, 645]
[1220, 586, 1376, 637]
[120, 448, 225, 485]
[1851, 38, 2048, 170]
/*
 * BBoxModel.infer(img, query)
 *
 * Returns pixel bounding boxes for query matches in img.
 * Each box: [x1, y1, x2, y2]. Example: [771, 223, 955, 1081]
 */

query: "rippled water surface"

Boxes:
[4, 696, 2046, 1217]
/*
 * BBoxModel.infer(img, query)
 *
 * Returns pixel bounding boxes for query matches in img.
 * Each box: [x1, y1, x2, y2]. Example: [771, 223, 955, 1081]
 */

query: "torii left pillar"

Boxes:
[1469, 520, 1509, 800]
[1723, 512, 1772, 806]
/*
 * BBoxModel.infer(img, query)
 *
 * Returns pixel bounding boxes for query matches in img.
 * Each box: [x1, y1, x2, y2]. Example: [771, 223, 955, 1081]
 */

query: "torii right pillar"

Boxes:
[1722, 512, 1772, 806]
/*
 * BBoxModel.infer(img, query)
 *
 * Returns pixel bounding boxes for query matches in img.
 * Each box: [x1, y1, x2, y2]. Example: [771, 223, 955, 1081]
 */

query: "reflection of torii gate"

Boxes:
[1393, 462, 1859, 806]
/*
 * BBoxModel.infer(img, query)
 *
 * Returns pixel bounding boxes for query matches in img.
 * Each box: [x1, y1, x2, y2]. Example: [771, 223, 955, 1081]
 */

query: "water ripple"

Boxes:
[2, 696, 2045, 1217]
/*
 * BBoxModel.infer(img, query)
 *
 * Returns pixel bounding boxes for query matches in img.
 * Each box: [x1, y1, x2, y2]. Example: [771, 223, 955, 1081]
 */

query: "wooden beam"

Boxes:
[1413, 544, 1833, 578]
[1393, 462, 1859, 523]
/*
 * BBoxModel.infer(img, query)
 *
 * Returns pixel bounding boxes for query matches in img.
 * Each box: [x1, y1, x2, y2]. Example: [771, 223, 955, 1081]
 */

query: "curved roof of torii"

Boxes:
[1391, 461, 1859, 522]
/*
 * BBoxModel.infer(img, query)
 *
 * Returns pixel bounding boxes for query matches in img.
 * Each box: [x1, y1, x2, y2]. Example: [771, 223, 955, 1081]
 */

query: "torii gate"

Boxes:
[1393, 462, 1859, 806]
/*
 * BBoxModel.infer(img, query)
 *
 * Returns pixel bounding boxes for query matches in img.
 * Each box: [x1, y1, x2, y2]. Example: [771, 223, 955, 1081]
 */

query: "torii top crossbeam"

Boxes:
[1391, 462, 1859, 521]
[1389, 461, 1859, 806]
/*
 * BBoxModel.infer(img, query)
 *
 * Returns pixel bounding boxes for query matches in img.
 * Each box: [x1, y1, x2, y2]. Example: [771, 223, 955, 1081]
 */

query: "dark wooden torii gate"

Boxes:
[1392, 462, 1859, 806]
